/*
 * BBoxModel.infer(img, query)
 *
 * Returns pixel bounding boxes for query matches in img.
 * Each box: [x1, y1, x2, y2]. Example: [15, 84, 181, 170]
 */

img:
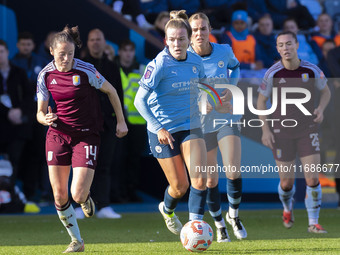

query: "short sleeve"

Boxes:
[88, 68, 106, 89]
[36, 72, 49, 101]
[314, 67, 327, 91]
[258, 71, 273, 98]
[138, 59, 162, 92]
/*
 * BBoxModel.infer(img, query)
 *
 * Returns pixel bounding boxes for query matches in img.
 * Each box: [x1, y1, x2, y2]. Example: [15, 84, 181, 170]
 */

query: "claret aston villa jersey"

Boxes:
[259, 60, 327, 138]
[37, 58, 106, 136]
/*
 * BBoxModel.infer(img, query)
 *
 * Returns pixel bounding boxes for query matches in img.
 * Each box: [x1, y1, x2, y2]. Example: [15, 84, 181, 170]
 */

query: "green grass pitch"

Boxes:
[0, 209, 339, 254]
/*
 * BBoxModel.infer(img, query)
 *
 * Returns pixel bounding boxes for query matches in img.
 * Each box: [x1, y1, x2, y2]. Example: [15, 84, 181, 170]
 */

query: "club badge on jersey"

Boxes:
[73, 75, 81, 86]
[302, 73, 309, 82]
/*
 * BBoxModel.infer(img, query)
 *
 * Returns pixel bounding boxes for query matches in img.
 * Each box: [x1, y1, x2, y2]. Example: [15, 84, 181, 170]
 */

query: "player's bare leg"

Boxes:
[71, 167, 95, 217]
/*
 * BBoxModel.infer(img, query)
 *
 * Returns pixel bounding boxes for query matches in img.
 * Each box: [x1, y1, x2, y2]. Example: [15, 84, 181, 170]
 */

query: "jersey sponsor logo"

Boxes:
[276, 149, 282, 159]
[48, 151, 53, 161]
[279, 78, 286, 84]
[155, 145, 162, 153]
[86, 159, 94, 166]
[51, 79, 57, 85]
[302, 73, 309, 82]
[218, 61, 224, 68]
[192, 66, 197, 73]
[73, 75, 81, 86]
[144, 66, 154, 79]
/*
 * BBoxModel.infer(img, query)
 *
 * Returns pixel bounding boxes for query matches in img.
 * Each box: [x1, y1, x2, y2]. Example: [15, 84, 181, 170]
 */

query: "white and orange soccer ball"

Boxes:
[180, 220, 213, 252]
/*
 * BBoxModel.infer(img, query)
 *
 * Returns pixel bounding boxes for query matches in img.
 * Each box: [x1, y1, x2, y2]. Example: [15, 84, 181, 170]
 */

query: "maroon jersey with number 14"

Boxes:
[37, 58, 106, 137]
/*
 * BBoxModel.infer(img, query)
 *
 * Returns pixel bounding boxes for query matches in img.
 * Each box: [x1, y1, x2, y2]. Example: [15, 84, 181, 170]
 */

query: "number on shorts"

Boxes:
[310, 133, 320, 151]
[84, 145, 97, 160]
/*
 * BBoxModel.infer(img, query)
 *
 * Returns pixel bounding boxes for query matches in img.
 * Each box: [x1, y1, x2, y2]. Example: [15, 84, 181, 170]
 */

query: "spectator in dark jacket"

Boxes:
[254, 14, 280, 68]
[266, 0, 315, 30]
[0, 40, 35, 186]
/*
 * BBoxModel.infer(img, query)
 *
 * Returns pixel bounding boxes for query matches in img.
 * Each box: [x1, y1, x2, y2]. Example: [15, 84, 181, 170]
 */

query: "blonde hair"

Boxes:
[51, 25, 82, 49]
[165, 10, 192, 39]
[189, 12, 211, 30]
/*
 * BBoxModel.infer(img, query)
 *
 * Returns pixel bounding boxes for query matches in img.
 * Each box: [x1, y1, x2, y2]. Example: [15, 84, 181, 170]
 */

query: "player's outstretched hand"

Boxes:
[313, 108, 324, 123]
[157, 128, 175, 149]
[45, 106, 58, 126]
[261, 130, 275, 150]
[116, 121, 128, 138]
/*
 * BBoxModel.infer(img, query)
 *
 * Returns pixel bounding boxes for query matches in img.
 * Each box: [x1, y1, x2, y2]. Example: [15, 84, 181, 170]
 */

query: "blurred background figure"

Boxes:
[254, 14, 280, 68]
[11, 32, 50, 202]
[139, 0, 169, 24]
[311, 13, 340, 49]
[79, 28, 124, 219]
[0, 155, 40, 214]
[37, 31, 56, 62]
[107, 0, 153, 29]
[113, 39, 146, 203]
[265, 0, 315, 30]
[220, 10, 264, 77]
[0, 39, 35, 194]
[148, 11, 169, 44]
[104, 44, 116, 61]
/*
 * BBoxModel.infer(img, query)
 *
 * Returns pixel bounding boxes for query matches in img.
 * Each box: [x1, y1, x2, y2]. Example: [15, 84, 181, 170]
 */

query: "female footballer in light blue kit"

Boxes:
[189, 12, 247, 242]
[134, 10, 208, 235]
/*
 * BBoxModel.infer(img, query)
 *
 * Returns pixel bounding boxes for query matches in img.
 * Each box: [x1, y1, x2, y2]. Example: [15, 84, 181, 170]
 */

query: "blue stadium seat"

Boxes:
[324, 0, 340, 20]
[0, 4, 18, 58]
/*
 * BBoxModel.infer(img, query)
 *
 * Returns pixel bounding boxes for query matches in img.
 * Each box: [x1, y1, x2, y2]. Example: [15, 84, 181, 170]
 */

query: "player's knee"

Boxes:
[281, 182, 294, 191]
[306, 178, 319, 187]
[53, 190, 69, 206]
[192, 178, 207, 190]
[172, 183, 189, 198]
[71, 192, 88, 204]
[206, 178, 218, 188]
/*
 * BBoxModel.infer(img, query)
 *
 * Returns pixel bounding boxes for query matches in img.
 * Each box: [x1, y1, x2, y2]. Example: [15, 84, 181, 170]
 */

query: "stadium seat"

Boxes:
[324, 0, 340, 20]
[0, 4, 18, 58]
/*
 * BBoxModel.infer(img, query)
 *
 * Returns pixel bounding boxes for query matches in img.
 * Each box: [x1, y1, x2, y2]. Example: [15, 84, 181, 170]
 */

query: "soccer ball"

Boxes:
[180, 220, 213, 252]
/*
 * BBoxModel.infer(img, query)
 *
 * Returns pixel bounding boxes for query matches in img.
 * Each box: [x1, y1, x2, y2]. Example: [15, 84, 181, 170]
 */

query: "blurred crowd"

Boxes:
[1, 0, 340, 213]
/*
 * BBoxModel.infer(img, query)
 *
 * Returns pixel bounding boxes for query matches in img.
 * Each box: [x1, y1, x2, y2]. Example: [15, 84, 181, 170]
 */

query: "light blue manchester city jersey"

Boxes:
[139, 47, 205, 134]
[189, 43, 241, 133]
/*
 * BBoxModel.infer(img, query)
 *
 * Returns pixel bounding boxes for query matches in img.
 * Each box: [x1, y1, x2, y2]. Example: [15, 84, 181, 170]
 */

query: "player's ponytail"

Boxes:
[165, 10, 192, 39]
[51, 25, 82, 50]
